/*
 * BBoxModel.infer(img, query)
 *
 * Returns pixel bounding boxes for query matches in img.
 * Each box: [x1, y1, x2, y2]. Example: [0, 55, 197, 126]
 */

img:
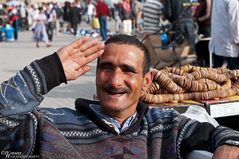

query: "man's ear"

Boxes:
[142, 71, 153, 91]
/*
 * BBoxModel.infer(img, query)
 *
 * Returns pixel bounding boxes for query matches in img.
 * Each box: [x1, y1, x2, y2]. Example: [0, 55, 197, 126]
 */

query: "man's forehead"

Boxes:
[99, 43, 142, 60]
[101, 45, 143, 60]
[104, 43, 143, 54]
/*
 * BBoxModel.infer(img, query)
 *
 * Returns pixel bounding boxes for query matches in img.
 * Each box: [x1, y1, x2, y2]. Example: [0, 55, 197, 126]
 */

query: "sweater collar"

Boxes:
[75, 98, 149, 135]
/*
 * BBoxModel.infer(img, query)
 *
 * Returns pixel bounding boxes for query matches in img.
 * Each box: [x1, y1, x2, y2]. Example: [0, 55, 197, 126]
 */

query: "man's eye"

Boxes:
[122, 69, 133, 73]
[100, 65, 112, 70]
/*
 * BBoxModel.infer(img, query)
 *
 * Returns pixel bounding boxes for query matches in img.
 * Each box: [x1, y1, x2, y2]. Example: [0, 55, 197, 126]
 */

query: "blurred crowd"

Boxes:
[0, 0, 144, 43]
[0, 0, 238, 69]
[0, 0, 198, 44]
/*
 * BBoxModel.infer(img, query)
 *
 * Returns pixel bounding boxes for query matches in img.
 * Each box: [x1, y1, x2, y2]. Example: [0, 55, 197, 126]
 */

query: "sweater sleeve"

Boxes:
[0, 53, 66, 117]
[35, 52, 66, 92]
[0, 53, 67, 156]
[177, 115, 239, 159]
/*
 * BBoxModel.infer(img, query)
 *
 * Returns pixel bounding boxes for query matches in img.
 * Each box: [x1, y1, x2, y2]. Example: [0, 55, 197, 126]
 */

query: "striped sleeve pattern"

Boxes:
[142, 0, 163, 33]
[211, 126, 239, 149]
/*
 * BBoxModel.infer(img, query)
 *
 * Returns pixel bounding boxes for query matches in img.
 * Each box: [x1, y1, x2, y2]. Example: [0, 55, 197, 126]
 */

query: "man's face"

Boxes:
[96, 43, 151, 117]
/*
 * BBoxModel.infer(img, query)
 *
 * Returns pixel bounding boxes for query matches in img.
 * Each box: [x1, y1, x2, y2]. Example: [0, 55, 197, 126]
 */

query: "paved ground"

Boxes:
[0, 22, 114, 109]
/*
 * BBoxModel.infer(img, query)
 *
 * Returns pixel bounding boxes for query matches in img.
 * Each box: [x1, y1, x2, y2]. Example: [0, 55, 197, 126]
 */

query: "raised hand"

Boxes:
[57, 36, 104, 81]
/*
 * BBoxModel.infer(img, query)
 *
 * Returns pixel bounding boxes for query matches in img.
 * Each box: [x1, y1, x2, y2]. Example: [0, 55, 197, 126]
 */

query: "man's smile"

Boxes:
[104, 87, 129, 96]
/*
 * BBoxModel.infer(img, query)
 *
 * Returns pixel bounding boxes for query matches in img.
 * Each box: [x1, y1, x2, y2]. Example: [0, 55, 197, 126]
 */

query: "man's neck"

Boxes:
[100, 108, 137, 126]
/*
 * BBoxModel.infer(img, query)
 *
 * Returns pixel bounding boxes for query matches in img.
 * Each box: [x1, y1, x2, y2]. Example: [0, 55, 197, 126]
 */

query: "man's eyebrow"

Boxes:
[99, 61, 113, 66]
[98, 62, 137, 72]
[120, 64, 137, 73]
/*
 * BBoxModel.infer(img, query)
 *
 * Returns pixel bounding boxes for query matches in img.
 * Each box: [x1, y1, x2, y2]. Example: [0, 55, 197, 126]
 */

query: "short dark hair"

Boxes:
[103, 34, 151, 75]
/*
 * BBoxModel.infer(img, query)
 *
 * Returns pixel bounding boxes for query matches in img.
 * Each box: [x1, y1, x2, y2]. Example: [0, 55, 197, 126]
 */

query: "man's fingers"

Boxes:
[84, 50, 104, 63]
[71, 36, 90, 48]
[71, 49, 103, 68]
[79, 39, 102, 52]
[76, 65, 91, 77]
[80, 39, 97, 52]
[72, 42, 104, 60]
[81, 43, 105, 57]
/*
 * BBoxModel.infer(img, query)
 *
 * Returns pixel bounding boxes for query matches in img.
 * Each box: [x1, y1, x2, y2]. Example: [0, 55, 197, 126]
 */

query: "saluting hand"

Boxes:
[57, 36, 104, 81]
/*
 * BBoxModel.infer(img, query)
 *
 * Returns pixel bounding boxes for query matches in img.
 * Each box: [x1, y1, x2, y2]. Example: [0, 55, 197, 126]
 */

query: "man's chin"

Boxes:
[100, 93, 125, 101]
[100, 100, 123, 111]
[98, 93, 126, 107]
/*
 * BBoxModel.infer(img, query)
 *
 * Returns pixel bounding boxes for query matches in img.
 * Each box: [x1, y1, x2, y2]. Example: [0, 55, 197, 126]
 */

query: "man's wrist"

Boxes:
[35, 53, 67, 92]
[213, 145, 239, 159]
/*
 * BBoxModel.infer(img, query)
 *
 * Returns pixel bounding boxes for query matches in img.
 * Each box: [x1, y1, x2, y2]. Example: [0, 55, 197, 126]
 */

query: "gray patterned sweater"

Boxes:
[0, 53, 239, 159]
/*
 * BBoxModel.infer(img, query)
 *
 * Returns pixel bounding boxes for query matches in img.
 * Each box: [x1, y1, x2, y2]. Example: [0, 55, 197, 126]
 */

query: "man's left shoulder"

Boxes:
[148, 106, 179, 114]
[146, 107, 180, 120]
[39, 107, 82, 125]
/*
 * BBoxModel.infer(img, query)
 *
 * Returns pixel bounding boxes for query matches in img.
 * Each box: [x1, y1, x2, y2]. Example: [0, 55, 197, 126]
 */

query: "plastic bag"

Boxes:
[92, 17, 100, 29]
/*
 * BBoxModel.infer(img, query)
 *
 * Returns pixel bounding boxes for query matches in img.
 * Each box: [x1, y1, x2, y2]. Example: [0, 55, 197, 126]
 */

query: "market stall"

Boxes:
[141, 65, 239, 130]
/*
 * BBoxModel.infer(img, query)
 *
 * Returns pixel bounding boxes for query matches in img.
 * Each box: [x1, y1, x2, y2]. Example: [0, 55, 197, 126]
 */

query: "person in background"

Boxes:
[194, 0, 212, 67]
[114, 3, 122, 34]
[1, 22, 15, 41]
[161, 0, 197, 55]
[131, 0, 142, 31]
[70, 2, 81, 36]
[0, 4, 6, 16]
[194, 0, 211, 38]
[86, 0, 95, 25]
[45, 3, 56, 41]
[27, 4, 39, 31]
[142, 0, 163, 66]
[76, 0, 85, 24]
[53, 3, 63, 35]
[63, 1, 71, 33]
[96, 0, 110, 41]
[0, 34, 239, 158]
[105, 0, 115, 20]
[118, 0, 133, 35]
[8, 6, 19, 41]
[19, 4, 28, 31]
[33, 7, 51, 48]
[209, 0, 239, 70]
[0, 4, 7, 27]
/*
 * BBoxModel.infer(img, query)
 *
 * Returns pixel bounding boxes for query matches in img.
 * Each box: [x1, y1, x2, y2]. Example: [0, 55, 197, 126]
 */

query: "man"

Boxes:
[161, 0, 197, 55]
[19, 4, 28, 31]
[8, 6, 19, 41]
[194, 0, 212, 67]
[118, 0, 133, 35]
[142, 0, 163, 66]
[0, 35, 239, 158]
[70, 2, 81, 36]
[45, 3, 57, 41]
[209, 0, 239, 70]
[96, 0, 110, 41]
[142, 0, 163, 34]
[131, 0, 142, 31]
[105, 0, 115, 20]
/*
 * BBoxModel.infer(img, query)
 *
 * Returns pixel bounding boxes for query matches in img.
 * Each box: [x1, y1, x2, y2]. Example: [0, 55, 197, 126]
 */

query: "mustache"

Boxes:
[103, 85, 131, 93]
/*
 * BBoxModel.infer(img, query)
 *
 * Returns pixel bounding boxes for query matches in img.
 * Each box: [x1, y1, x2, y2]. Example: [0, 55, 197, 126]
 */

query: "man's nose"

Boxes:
[110, 69, 124, 87]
